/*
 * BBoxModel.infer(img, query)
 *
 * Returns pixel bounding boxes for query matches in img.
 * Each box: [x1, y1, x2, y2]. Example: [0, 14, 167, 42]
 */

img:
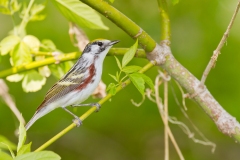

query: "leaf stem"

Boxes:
[18, 0, 35, 36]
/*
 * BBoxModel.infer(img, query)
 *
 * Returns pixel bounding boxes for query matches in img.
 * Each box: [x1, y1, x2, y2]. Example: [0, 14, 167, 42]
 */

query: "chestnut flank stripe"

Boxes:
[75, 64, 96, 91]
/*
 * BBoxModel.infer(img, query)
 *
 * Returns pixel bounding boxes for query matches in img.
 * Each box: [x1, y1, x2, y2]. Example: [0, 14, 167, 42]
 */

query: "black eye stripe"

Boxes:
[92, 41, 103, 46]
[97, 42, 103, 46]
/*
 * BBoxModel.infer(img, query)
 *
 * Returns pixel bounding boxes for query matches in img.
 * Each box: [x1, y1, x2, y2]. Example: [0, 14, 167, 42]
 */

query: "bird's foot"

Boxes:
[72, 116, 82, 127]
[93, 103, 101, 112]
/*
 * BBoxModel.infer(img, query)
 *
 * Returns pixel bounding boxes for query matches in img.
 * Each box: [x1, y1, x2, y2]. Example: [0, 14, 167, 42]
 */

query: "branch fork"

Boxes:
[147, 40, 171, 65]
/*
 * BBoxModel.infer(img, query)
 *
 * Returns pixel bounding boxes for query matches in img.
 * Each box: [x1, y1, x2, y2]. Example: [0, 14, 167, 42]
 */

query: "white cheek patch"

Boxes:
[90, 45, 100, 53]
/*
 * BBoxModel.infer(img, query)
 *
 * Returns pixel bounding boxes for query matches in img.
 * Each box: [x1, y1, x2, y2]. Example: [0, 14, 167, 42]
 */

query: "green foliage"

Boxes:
[129, 73, 145, 95]
[11, 41, 32, 66]
[0, 35, 20, 55]
[17, 122, 26, 153]
[0, 0, 21, 15]
[52, 0, 108, 30]
[106, 82, 117, 95]
[122, 39, 138, 67]
[0, 122, 60, 160]
[0, 0, 108, 93]
[0, 136, 16, 151]
[122, 65, 141, 73]
[0, 149, 13, 160]
[17, 142, 32, 156]
[20, 3, 46, 22]
[14, 151, 61, 160]
[22, 70, 46, 93]
[107, 40, 154, 96]
[41, 39, 57, 51]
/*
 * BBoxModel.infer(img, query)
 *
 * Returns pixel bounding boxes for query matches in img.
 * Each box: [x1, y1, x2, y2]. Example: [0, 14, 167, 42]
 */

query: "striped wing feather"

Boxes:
[36, 71, 85, 111]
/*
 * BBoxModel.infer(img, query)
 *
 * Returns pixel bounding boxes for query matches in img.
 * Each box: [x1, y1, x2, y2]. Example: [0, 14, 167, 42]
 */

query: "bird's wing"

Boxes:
[36, 70, 85, 109]
[36, 77, 83, 110]
[36, 63, 95, 111]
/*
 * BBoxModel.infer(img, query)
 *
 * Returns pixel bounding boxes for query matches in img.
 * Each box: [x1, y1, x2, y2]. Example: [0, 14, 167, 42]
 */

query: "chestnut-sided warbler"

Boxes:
[25, 39, 120, 130]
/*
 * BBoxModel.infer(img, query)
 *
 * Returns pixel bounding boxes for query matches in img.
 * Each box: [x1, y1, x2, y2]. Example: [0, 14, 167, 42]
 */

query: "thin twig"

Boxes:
[154, 73, 185, 160]
[130, 94, 145, 107]
[17, 0, 35, 36]
[164, 72, 169, 160]
[0, 79, 25, 124]
[201, 1, 240, 84]
[170, 82, 216, 152]
[175, 81, 187, 110]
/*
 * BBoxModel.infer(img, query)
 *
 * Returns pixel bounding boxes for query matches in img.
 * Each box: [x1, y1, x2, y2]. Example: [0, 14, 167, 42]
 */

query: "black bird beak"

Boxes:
[109, 40, 120, 46]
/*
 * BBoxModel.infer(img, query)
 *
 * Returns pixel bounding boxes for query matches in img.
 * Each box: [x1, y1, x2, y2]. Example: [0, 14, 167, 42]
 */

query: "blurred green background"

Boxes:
[1, 0, 240, 159]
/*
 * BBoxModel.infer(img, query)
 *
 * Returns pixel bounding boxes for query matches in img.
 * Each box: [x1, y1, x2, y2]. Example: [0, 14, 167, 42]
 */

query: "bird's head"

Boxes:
[82, 39, 120, 57]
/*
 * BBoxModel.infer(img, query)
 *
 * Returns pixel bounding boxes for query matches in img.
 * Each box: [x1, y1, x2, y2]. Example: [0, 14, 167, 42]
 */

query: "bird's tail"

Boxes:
[25, 111, 43, 131]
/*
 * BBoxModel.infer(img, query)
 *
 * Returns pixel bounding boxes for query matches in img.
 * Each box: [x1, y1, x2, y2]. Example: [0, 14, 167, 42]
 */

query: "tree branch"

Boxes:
[80, 0, 240, 142]
[157, 0, 171, 41]
[0, 48, 146, 78]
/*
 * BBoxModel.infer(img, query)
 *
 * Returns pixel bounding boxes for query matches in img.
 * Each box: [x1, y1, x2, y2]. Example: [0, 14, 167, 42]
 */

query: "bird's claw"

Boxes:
[94, 103, 101, 112]
[73, 117, 82, 127]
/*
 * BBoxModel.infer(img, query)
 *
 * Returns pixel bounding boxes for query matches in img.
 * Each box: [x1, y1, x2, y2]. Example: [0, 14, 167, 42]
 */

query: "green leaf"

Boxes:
[109, 85, 117, 95]
[38, 66, 51, 77]
[14, 151, 61, 160]
[6, 74, 24, 82]
[114, 56, 122, 70]
[171, 0, 179, 5]
[116, 71, 120, 82]
[41, 39, 56, 51]
[0, 149, 13, 160]
[0, 0, 20, 15]
[11, 41, 32, 66]
[106, 83, 114, 91]
[0, 143, 15, 158]
[35, 56, 51, 77]
[29, 3, 46, 21]
[10, 0, 21, 13]
[22, 70, 46, 92]
[23, 35, 40, 52]
[108, 74, 118, 82]
[109, 0, 115, 3]
[52, 0, 108, 30]
[17, 122, 26, 153]
[107, 83, 117, 95]
[17, 142, 31, 156]
[129, 73, 145, 95]
[0, 136, 17, 151]
[49, 61, 72, 79]
[0, 35, 20, 55]
[49, 64, 65, 79]
[122, 39, 138, 67]
[133, 73, 154, 91]
[0, 1, 10, 15]
[122, 65, 141, 74]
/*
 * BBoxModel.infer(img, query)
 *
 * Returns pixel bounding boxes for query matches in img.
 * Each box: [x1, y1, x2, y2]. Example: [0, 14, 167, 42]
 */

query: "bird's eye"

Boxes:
[97, 42, 103, 46]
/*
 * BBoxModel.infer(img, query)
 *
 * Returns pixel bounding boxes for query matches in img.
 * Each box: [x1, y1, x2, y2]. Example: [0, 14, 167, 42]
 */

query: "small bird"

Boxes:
[25, 39, 119, 130]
